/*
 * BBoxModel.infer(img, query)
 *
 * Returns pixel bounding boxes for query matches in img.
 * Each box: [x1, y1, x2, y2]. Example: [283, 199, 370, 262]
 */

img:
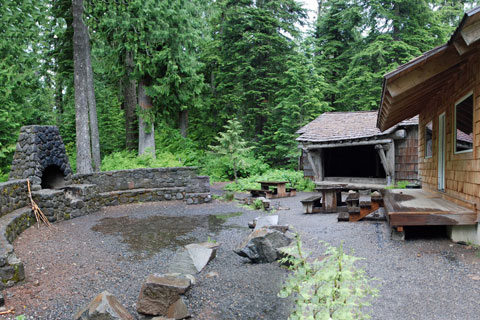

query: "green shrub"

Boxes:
[224, 192, 235, 201]
[200, 152, 270, 182]
[0, 170, 8, 183]
[279, 236, 378, 320]
[101, 150, 183, 171]
[385, 180, 410, 190]
[224, 169, 315, 192]
[252, 198, 264, 210]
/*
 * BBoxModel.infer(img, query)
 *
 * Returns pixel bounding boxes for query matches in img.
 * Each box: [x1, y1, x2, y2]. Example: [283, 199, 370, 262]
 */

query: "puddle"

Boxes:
[91, 212, 244, 258]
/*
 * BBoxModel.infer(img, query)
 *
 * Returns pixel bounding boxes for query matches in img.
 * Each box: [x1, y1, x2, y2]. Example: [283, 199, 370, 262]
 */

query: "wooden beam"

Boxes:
[375, 144, 392, 185]
[306, 139, 393, 149]
[386, 47, 461, 98]
[305, 149, 319, 180]
[461, 19, 480, 46]
[388, 212, 477, 226]
[453, 37, 472, 56]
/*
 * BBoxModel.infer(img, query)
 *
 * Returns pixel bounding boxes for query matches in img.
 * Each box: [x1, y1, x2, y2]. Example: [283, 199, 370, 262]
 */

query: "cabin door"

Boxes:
[438, 113, 446, 191]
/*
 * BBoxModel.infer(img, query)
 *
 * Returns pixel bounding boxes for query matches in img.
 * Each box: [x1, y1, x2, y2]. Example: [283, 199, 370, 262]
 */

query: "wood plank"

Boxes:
[386, 47, 461, 98]
[461, 19, 480, 46]
[388, 212, 477, 226]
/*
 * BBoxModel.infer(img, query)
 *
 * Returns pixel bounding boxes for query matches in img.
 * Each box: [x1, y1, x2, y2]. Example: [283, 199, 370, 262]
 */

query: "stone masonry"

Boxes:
[0, 126, 211, 286]
[9, 126, 72, 187]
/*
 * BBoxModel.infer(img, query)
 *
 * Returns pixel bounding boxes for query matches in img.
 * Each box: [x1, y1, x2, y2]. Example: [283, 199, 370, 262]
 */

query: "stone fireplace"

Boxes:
[9, 125, 72, 188]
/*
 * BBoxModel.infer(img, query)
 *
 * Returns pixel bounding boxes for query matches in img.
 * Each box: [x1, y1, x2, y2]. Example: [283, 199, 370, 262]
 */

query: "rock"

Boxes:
[234, 228, 292, 263]
[267, 224, 289, 233]
[248, 220, 256, 229]
[137, 274, 191, 316]
[253, 215, 279, 231]
[206, 271, 219, 278]
[33, 279, 40, 287]
[262, 198, 271, 210]
[74, 291, 134, 320]
[167, 250, 198, 275]
[166, 297, 190, 320]
[185, 242, 217, 272]
[169, 242, 218, 275]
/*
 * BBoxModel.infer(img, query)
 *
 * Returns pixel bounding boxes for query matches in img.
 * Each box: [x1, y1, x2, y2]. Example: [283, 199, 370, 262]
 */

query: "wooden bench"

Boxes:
[247, 189, 274, 198]
[286, 188, 297, 197]
[300, 195, 322, 214]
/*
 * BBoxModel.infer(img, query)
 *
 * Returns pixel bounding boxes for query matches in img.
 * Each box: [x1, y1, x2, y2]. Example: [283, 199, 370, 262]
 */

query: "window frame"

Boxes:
[454, 91, 474, 155]
[425, 120, 433, 159]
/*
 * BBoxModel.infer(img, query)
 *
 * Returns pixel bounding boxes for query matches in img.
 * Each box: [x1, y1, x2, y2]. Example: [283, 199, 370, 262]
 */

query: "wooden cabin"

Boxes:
[378, 7, 480, 242]
[297, 111, 418, 187]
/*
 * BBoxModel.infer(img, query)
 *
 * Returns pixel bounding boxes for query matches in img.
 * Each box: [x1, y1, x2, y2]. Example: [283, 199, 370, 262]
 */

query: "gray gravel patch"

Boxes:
[4, 192, 480, 320]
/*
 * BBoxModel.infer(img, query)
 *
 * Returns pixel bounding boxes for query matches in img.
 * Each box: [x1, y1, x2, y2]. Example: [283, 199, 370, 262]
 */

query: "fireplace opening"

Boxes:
[41, 165, 66, 189]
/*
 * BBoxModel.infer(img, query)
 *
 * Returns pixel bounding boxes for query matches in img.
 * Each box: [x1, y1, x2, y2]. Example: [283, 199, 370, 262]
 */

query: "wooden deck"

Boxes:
[384, 189, 477, 227]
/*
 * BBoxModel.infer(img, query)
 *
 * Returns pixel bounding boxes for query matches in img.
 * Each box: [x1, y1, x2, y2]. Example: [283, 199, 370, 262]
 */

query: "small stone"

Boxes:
[234, 228, 292, 263]
[137, 274, 191, 316]
[166, 297, 190, 320]
[206, 271, 219, 278]
[185, 242, 217, 272]
[74, 291, 134, 320]
[33, 279, 40, 286]
[6, 281, 14, 288]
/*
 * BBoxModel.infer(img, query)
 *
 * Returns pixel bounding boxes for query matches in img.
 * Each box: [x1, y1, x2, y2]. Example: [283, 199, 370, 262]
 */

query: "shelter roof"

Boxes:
[296, 111, 417, 143]
[377, 6, 480, 131]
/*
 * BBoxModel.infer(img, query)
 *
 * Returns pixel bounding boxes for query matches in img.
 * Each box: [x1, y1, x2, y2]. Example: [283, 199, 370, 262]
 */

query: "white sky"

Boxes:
[300, 0, 318, 23]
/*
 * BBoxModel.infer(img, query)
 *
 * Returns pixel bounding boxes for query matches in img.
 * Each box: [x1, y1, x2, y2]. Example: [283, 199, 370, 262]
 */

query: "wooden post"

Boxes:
[314, 149, 324, 181]
[306, 149, 319, 180]
[375, 144, 392, 185]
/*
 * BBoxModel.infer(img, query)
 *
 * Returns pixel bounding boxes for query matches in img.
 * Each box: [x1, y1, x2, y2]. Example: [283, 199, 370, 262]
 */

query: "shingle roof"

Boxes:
[296, 111, 418, 143]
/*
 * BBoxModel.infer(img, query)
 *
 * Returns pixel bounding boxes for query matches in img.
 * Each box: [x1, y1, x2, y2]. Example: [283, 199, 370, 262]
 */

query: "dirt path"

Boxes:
[4, 191, 480, 319]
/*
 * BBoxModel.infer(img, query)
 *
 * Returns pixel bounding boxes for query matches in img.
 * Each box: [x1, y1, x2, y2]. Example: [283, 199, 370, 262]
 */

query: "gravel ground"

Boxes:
[3, 185, 480, 319]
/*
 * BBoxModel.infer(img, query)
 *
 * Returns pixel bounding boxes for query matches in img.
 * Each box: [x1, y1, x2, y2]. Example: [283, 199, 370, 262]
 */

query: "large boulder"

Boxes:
[253, 215, 278, 231]
[137, 274, 191, 316]
[168, 242, 218, 275]
[73, 291, 134, 320]
[234, 228, 292, 263]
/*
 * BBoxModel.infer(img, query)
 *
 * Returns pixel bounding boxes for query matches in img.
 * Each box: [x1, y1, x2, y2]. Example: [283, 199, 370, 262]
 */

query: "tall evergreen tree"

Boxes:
[212, 0, 308, 157]
[89, 0, 206, 156]
[312, 0, 363, 110]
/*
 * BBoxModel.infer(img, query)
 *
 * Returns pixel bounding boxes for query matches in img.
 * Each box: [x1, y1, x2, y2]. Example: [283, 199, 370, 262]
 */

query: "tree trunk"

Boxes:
[138, 77, 156, 158]
[72, 0, 92, 174]
[124, 50, 138, 150]
[179, 109, 188, 138]
[84, 24, 101, 172]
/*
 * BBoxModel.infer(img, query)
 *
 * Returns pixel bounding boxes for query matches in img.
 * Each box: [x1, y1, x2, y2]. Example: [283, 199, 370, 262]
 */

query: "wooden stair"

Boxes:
[347, 191, 384, 222]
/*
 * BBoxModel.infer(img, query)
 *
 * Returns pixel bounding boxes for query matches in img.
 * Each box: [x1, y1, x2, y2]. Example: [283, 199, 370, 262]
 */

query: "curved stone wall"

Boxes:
[0, 166, 211, 286]
[0, 180, 29, 217]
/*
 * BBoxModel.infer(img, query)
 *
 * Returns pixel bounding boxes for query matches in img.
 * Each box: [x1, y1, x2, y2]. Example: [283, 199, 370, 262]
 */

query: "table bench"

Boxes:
[300, 195, 322, 214]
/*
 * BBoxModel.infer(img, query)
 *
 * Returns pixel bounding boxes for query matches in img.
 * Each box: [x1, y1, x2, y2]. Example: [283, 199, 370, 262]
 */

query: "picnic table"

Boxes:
[315, 184, 345, 213]
[247, 181, 296, 199]
[258, 181, 288, 197]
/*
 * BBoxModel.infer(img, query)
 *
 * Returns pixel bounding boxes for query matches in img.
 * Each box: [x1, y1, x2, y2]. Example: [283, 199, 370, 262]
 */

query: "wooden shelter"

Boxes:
[297, 111, 418, 186]
[378, 6, 480, 242]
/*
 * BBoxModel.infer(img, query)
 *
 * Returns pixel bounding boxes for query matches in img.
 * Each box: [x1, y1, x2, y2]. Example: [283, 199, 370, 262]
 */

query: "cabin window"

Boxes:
[454, 93, 474, 153]
[425, 121, 433, 158]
